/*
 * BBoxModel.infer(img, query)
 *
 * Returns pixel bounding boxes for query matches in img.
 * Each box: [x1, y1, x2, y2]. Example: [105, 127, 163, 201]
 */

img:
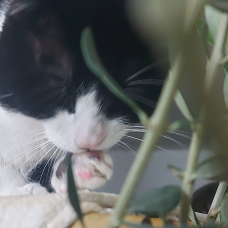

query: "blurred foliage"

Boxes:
[67, 0, 228, 227]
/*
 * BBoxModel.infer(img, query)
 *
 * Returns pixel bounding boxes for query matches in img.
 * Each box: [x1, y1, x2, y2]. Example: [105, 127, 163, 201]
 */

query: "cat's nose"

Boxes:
[75, 124, 106, 150]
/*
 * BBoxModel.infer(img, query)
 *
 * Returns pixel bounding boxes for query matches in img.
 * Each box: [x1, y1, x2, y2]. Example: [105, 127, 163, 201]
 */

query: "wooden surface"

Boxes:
[71, 213, 196, 228]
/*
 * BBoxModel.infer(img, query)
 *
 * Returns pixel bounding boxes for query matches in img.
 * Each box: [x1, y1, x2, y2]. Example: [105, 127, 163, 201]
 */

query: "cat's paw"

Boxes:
[51, 151, 113, 193]
[10, 183, 48, 196]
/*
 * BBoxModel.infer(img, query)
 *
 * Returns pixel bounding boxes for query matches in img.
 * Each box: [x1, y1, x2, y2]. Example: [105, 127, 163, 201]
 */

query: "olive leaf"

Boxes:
[221, 193, 228, 226]
[128, 185, 181, 217]
[174, 90, 193, 122]
[197, 19, 214, 58]
[65, 153, 84, 226]
[168, 119, 191, 132]
[193, 155, 228, 180]
[189, 206, 202, 227]
[80, 26, 148, 126]
[205, 5, 228, 53]
[167, 165, 184, 180]
[197, 19, 214, 46]
[224, 70, 228, 110]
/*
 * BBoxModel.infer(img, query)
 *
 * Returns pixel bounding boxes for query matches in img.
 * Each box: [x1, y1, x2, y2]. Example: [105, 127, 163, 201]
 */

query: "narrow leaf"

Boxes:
[197, 19, 214, 46]
[168, 119, 191, 132]
[189, 206, 201, 227]
[224, 71, 228, 109]
[205, 5, 228, 54]
[197, 19, 214, 58]
[128, 185, 181, 217]
[65, 153, 84, 225]
[80, 26, 148, 126]
[194, 155, 228, 180]
[167, 165, 184, 180]
[174, 90, 193, 122]
[221, 193, 228, 226]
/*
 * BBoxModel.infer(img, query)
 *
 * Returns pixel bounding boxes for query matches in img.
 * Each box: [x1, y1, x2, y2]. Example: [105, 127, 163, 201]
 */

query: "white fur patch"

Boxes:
[43, 91, 127, 153]
[0, 0, 9, 33]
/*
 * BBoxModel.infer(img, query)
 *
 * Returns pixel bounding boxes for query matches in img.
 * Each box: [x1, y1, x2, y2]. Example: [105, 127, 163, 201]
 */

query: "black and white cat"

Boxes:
[0, 0, 168, 195]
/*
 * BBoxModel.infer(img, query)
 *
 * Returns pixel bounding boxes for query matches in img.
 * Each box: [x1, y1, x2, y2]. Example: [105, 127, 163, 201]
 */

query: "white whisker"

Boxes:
[127, 93, 157, 108]
[39, 147, 59, 183]
[169, 131, 192, 139]
[119, 141, 136, 155]
[162, 134, 189, 149]
[125, 61, 164, 82]
[127, 79, 164, 87]
[2, 141, 52, 171]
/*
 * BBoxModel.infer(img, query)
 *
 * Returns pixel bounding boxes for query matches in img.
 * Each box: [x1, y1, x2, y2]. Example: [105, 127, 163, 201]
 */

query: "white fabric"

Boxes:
[0, 191, 119, 228]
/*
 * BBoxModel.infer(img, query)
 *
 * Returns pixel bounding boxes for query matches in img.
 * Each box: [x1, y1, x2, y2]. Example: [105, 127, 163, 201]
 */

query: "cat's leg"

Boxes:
[0, 165, 47, 196]
[51, 152, 113, 193]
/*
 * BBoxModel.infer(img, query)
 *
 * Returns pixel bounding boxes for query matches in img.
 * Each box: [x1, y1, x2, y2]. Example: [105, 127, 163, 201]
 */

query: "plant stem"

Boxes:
[180, 124, 204, 224]
[180, 13, 228, 225]
[108, 50, 185, 228]
[107, 1, 207, 227]
[206, 181, 228, 224]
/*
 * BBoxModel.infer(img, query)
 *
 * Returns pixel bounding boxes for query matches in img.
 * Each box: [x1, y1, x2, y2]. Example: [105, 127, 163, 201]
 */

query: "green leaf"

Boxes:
[197, 19, 214, 45]
[194, 155, 228, 180]
[65, 153, 84, 225]
[205, 5, 228, 54]
[80, 26, 148, 126]
[167, 165, 184, 180]
[189, 206, 201, 227]
[168, 119, 191, 132]
[224, 71, 228, 109]
[174, 91, 193, 122]
[128, 185, 181, 217]
[123, 222, 153, 228]
[208, 0, 228, 13]
[197, 19, 214, 58]
[221, 193, 228, 226]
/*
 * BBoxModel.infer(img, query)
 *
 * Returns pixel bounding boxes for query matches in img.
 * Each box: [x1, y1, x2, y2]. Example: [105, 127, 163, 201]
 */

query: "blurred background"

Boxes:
[98, 103, 214, 195]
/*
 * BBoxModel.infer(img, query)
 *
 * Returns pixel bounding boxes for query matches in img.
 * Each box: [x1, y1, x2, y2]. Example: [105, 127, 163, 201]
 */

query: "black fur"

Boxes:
[0, 0, 168, 122]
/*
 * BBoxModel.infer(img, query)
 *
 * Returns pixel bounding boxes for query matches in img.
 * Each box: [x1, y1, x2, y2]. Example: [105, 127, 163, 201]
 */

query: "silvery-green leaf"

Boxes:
[174, 91, 193, 121]
[197, 19, 214, 58]
[128, 186, 181, 217]
[167, 165, 184, 180]
[205, 5, 228, 53]
[224, 72, 228, 109]
[194, 155, 228, 180]
[168, 119, 191, 132]
[189, 206, 201, 227]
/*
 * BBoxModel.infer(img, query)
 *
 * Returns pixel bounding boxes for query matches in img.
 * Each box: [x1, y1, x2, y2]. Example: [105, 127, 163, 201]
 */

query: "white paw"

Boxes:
[51, 151, 113, 193]
[11, 183, 48, 196]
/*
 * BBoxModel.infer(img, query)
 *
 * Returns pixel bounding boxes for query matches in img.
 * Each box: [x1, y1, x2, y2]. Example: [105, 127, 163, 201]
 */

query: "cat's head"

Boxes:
[0, 0, 168, 153]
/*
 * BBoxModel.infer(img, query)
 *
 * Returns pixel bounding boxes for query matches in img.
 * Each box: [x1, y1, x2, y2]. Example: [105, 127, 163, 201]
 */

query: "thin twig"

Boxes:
[180, 13, 228, 225]
[206, 181, 228, 224]
[107, 1, 207, 227]
[180, 124, 204, 224]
